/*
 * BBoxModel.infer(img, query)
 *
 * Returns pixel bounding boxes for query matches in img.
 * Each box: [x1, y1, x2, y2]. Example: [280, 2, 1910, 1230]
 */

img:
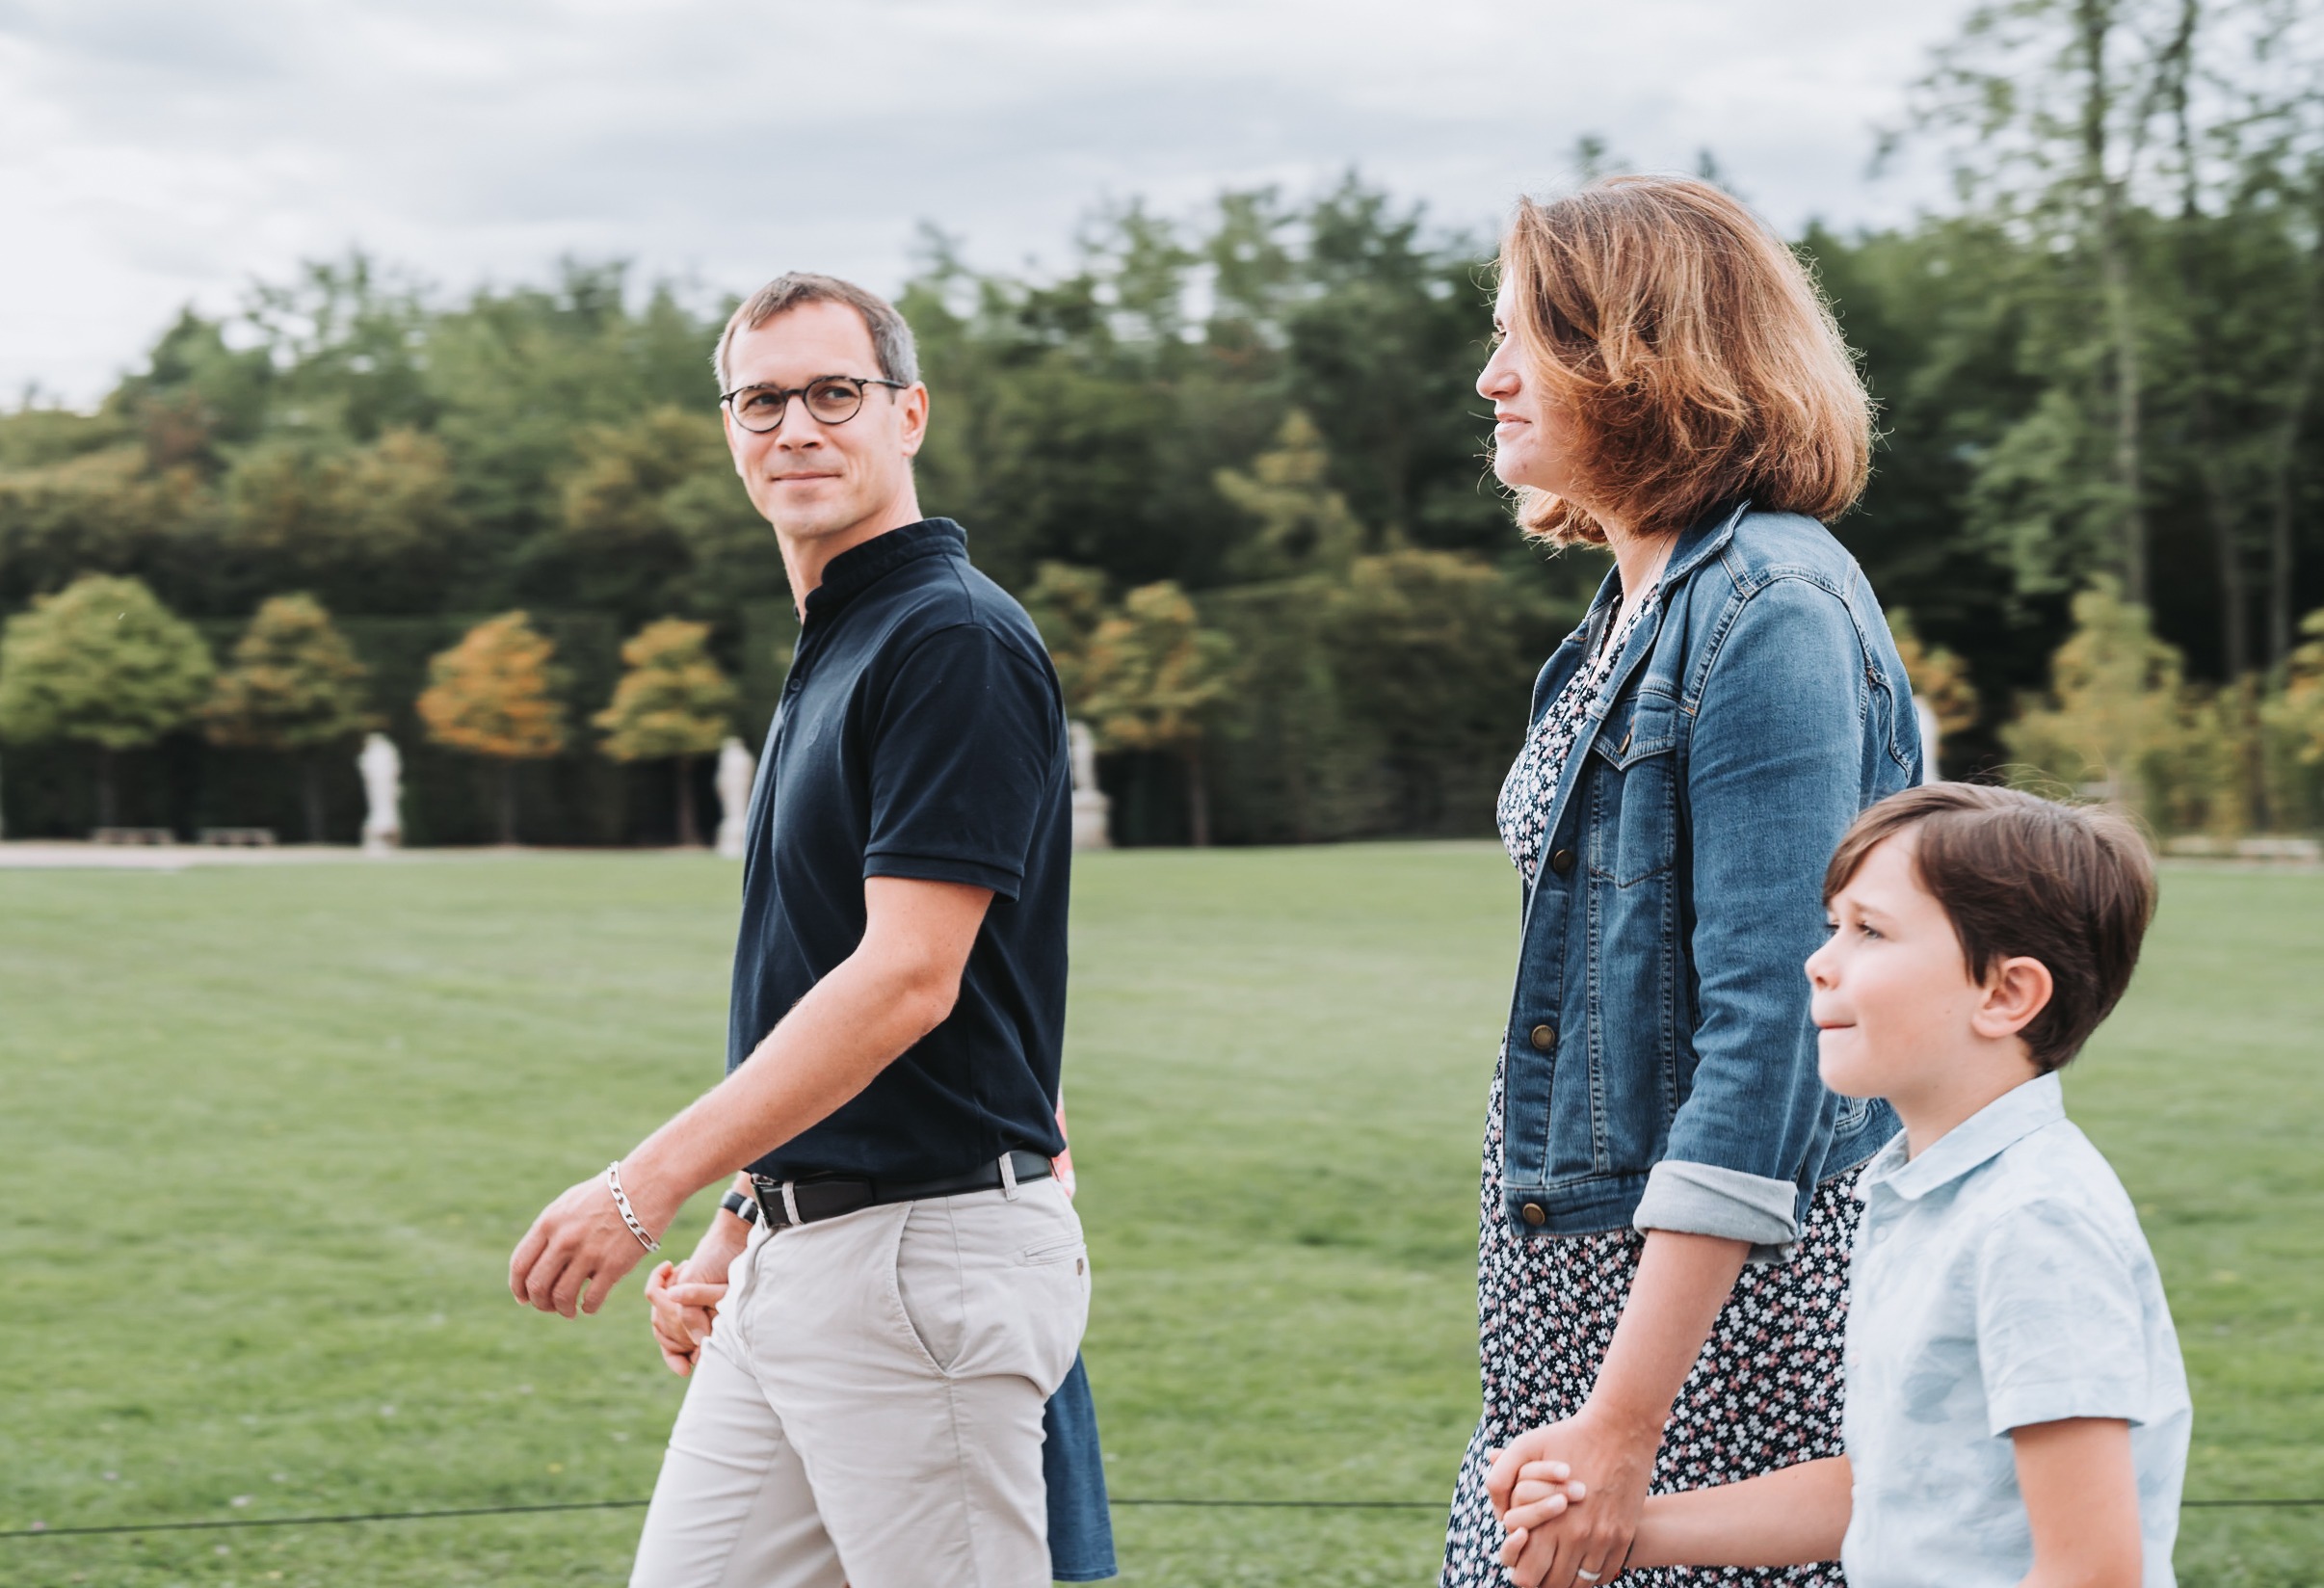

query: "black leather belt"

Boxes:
[750, 1150, 1054, 1231]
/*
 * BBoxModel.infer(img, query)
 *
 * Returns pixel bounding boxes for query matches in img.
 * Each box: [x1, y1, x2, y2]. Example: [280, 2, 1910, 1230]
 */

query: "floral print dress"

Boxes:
[1442, 587, 1858, 1587]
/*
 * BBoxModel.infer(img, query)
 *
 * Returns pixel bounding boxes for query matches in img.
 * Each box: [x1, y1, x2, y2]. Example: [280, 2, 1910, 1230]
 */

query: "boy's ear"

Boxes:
[1971, 955, 2054, 1042]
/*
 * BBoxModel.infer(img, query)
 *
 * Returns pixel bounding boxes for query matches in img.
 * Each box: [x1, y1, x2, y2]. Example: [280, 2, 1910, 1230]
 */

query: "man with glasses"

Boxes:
[509, 273, 1092, 1587]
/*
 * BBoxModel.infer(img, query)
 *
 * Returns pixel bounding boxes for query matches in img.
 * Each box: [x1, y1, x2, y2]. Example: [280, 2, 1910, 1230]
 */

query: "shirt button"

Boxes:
[1528, 1023, 1557, 1052]
[1550, 848, 1576, 876]
[1521, 1203, 1546, 1227]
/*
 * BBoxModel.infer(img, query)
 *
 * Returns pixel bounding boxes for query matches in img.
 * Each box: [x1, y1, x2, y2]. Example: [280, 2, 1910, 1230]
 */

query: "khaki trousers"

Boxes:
[629, 1176, 1090, 1588]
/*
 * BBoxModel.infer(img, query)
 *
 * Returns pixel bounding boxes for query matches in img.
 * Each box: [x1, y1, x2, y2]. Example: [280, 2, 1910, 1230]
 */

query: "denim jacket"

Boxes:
[1501, 504, 1915, 1256]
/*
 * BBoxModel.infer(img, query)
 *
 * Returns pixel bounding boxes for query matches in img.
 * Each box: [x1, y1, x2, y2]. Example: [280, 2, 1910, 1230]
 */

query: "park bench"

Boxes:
[198, 827, 277, 847]
[91, 827, 174, 845]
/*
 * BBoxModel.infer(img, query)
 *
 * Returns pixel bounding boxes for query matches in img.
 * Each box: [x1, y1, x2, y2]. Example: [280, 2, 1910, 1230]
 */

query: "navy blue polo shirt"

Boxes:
[726, 517, 1071, 1182]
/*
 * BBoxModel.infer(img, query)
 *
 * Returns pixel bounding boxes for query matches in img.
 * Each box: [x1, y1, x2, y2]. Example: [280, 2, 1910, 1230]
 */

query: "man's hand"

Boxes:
[1492, 1409, 1658, 1588]
[506, 878, 990, 1326]
[508, 1168, 664, 1318]
[645, 1214, 750, 1375]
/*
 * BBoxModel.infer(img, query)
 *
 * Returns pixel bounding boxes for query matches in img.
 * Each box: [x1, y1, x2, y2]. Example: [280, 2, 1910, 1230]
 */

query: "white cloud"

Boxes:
[0, 0, 1976, 405]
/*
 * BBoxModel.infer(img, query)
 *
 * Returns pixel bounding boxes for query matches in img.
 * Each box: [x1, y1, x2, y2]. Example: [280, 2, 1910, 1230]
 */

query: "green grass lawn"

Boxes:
[1, 846, 2317, 1587]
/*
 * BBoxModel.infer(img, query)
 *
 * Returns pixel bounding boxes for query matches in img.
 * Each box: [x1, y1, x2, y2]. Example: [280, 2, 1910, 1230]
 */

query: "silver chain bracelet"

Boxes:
[603, 1161, 659, 1253]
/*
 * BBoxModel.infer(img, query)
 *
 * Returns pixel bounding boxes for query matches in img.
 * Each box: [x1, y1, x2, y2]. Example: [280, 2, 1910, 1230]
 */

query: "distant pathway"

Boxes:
[0, 842, 716, 870]
[0, 841, 407, 871]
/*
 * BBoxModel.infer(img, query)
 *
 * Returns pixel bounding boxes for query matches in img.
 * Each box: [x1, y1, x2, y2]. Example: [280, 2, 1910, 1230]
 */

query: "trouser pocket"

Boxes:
[893, 1184, 1088, 1392]
[894, 1200, 967, 1373]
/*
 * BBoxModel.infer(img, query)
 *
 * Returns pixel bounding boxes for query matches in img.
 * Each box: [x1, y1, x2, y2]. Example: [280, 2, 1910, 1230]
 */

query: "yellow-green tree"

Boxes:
[203, 594, 372, 841]
[1213, 410, 1366, 581]
[0, 573, 215, 829]
[1020, 561, 1110, 710]
[594, 619, 738, 847]
[2004, 580, 2192, 831]
[1080, 581, 1238, 846]
[2260, 610, 2324, 830]
[2264, 611, 2324, 765]
[1322, 547, 1528, 832]
[1887, 610, 1980, 777]
[417, 612, 568, 844]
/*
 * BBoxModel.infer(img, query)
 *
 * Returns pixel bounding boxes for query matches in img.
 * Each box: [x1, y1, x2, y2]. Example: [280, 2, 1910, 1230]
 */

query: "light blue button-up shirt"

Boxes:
[1842, 1073, 2191, 1587]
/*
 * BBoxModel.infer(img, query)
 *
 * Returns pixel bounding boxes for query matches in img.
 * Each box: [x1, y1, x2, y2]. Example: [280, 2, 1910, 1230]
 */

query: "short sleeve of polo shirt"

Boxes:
[862, 623, 1059, 900]
[1972, 1197, 2155, 1437]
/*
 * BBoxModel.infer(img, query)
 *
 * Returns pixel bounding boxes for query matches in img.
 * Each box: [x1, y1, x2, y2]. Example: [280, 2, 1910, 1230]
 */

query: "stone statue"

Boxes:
[716, 736, 756, 860]
[1069, 720, 1111, 852]
[358, 733, 402, 853]
[1915, 699, 1941, 785]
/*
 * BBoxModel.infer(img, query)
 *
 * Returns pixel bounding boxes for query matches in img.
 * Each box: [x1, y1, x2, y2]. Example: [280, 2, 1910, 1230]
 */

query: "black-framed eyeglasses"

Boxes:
[720, 375, 908, 434]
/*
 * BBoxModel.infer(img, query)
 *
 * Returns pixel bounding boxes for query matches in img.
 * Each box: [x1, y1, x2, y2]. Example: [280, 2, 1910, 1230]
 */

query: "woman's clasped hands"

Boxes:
[1489, 1409, 1658, 1588]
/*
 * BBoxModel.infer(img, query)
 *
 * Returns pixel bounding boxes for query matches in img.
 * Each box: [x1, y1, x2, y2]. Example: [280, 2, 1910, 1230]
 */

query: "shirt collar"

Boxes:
[1859, 1072, 2065, 1203]
[802, 517, 966, 622]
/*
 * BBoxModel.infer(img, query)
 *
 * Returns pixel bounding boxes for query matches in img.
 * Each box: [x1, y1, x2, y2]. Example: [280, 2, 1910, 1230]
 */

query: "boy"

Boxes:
[1498, 783, 2190, 1587]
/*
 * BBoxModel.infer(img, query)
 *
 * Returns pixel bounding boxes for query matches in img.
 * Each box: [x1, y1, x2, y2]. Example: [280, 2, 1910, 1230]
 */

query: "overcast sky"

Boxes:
[1, 0, 1981, 406]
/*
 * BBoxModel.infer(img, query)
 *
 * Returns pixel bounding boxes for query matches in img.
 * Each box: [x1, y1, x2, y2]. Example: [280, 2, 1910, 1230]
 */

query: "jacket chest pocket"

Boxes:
[1586, 692, 1680, 887]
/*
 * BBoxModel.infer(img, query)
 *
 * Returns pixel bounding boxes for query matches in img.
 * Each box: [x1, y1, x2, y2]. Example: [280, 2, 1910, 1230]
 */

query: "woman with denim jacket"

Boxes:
[1440, 176, 1921, 1588]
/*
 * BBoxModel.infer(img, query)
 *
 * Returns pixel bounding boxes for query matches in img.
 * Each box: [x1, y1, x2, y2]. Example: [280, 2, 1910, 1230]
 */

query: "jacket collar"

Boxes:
[1658, 498, 1752, 590]
[1578, 498, 1752, 629]
[1858, 1072, 2065, 1203]
[1572, 498, 1753, 718]
[802, 517, 966, 624]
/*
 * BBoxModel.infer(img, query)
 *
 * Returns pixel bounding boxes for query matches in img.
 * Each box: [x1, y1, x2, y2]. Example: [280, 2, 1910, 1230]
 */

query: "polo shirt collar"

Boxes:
[803, 517, 966, 622]
[1859, 1072, 2064, 1203]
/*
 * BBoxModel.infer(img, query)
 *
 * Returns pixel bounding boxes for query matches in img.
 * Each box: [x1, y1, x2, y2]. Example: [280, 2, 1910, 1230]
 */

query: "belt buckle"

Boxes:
[748, 1173, 797, 1228]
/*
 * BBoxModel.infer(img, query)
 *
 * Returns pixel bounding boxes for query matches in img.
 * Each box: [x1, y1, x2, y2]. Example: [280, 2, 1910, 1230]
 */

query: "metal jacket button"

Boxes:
[1528, 1023, 1557, 1052]
[1550, 848, 1575, 876]
[1520, 1203, 1546, 1227]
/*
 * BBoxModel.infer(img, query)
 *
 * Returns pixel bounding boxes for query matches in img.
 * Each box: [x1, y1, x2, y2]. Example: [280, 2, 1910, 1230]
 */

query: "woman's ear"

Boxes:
[1970, 954, 2054, 1042]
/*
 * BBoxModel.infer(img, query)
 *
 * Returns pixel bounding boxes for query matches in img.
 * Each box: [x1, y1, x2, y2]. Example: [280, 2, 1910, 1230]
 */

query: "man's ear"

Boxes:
[724, 406, 748, 477]
[898, 383, 930, 459]
[1971, 955, 2054, 1042]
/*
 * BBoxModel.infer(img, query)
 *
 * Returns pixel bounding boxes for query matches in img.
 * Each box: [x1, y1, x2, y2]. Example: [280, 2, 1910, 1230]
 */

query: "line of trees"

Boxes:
[0, 575, 742, 845]
[1, 0, 2320, 844]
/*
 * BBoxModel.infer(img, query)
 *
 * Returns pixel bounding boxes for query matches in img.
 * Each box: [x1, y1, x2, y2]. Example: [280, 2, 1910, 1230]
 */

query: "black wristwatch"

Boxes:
[719, 1189, 761, 1226]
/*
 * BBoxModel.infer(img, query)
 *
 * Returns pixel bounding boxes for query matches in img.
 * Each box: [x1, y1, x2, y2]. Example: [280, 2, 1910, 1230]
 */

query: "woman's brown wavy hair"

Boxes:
[1497, 174, 1872, 546]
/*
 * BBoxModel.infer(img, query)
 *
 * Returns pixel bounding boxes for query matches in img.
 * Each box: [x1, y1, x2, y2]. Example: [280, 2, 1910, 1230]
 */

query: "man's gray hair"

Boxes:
[712, 273, 920, 392]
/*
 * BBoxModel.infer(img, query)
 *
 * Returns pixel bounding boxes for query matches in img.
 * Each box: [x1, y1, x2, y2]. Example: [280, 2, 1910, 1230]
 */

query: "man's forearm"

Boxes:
[1628, 1456, 1851, 1570]
[620, 930, 962, 1230]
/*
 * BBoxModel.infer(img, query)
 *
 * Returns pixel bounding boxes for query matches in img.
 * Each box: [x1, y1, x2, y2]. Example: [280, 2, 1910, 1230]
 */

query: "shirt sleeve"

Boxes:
[861, 623, 1061, 900]
[1973, 1198, 2156, 1437]
[1635, 576, 1887, 1248]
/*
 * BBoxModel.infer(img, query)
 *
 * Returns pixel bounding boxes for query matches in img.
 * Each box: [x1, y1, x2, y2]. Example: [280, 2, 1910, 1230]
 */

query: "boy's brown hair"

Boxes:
[1823, 784, 2157, 1072]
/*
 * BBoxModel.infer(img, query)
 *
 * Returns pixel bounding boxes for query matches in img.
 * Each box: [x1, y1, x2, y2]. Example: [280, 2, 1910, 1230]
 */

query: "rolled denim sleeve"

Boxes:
[1633, 576, 1871, 1253]
[1633, 1160, 1800, 1260]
